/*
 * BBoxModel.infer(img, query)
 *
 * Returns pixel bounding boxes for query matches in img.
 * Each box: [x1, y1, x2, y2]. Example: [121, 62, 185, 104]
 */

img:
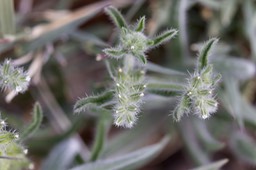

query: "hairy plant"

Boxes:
[0, 116, 32, 170]
[0, 59, 30, 93]
[74, 6, 178, 128]
[173, 38, 221, 121]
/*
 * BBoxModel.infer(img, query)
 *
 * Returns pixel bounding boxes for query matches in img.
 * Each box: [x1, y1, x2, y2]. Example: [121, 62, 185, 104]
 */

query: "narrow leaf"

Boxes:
[9, 2, 106, 56]
[90, 112, 111, 161]
[179, 118, 210, 165]
[90, 122, 105, 161]
[102, 111, 164, 157]
[198, 38, 218, 71]
[71, 30, 108, 47]
[20, 102, 43, 140]
[135, 16, 145, 32]
[213, 56, 255, 81]
[146, 62, 185, 76]
[74, 91, 114, 113]
[151, 29, 178, 48]
[173, 95, 191, 121]
[42, 138, 80, 170]
[137, 53, 147, 64]
[147, 82, 184, 97]
[221, 0, 238, 27]
[104, 6, 128, 29]
[230, 132, 256, 165]
[193, 119, 224, 151]
[191, 158, 228, 170]
[71, 136, 170, 170]
[103, 48, 124, 59]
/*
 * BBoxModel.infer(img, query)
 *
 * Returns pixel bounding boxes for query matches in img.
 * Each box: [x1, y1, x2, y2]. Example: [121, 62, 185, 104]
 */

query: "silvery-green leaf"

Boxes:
[20, 102, 43, 140]
[197, 38, 218, 71]
[74, 91, 114, 113]
[220, 0, 238, 27]
[173, 95, 191, 121]
[41, 138, 80, 170]
[213, 56, 255, 81]
[193, 119, 224, 151]
[103, 48, 124, 59]
[146, 62, 185, 76]
[191, 158, 228, 170]
[71, 136, 170, 170]
[151, 29, 178, 48]
[104, 6, 128, 29]
[230, 132, 256, 165]
[0, 0, 15, 35]
[137, 53, 147, 64]
[135, 16, 145, 32]
[147, 82, 184, 97]
[179, 118, 210, 165]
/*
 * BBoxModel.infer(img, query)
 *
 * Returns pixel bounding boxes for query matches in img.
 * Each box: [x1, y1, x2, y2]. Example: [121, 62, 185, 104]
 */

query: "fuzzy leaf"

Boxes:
[104, 6, 128, 29]
[198, 38, 218, 71]
[151, 29, 178, 48]
[20, 102, 43, 140]
[191, 159, 228, 170]
[74, 91, 114, 113]
[173, 95, 191, 121]
[135, 16, 145, 32]
[103, 48, 124, 59]
[137, 53, 147, 64]
[70, 136, 170, 170]
[147, 83, 184, 97]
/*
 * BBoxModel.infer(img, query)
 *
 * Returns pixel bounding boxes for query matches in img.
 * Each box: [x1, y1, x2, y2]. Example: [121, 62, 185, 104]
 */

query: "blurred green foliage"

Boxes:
[1, 0, 256, 169]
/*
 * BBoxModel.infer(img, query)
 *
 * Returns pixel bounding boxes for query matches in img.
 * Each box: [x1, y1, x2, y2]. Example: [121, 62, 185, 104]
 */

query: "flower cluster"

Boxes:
[114, 68, 146, 128]
[0, 116, 32, 170]
[104, 6, 177, 65]
[173, 38, 221, 121]
[186, 65, 220, 119]
[103, 6, 177, 128]
[0, 59, 30, 93]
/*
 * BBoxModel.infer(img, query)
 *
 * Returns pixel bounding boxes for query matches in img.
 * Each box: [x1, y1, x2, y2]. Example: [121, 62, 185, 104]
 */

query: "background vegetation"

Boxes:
[1, 0, 256, 169]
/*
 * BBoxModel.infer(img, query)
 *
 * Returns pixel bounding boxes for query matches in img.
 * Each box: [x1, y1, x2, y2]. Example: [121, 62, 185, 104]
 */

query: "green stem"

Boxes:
[123, 54, 135, 72]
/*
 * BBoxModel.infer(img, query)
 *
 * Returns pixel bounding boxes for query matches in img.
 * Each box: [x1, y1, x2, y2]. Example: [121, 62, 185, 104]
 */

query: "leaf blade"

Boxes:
[74, 91, 114, 114]
[20, 102, 43, 140]
[147, 82, 184, 97]
[104, 6, 128, 29]
[151, 29, 178, 48]
[191, 158, 228, 170]
[90, 112, 111, 161]
[71, 136, 170, 170]
[198, 38, 218, 71]
[135, 16, 145, 32]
